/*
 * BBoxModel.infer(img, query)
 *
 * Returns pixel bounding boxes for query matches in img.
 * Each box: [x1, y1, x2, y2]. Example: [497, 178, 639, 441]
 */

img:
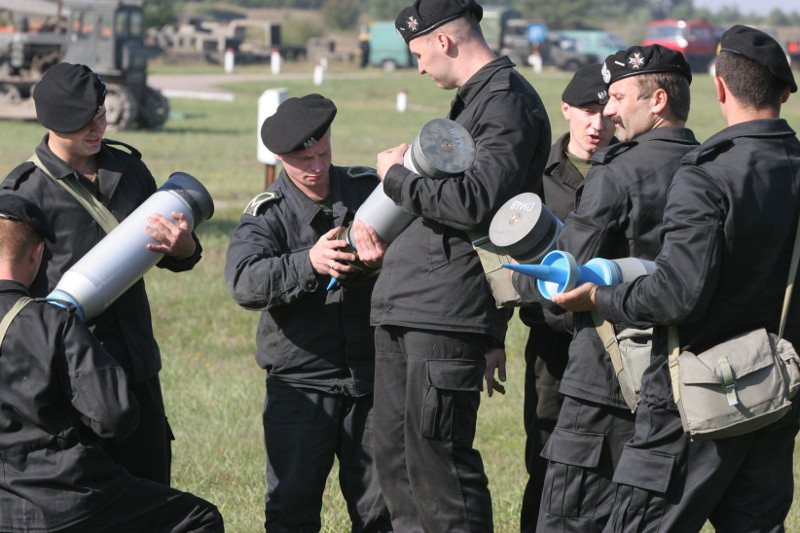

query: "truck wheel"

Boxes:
[382, 60, 397, 72]
[0, 84, 22, 104]
[137, 86, 170, 130]
[105, 85, 138, 131]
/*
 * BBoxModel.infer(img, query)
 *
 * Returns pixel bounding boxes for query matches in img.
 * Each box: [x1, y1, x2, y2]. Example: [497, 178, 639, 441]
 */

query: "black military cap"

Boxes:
[395, 0, 483, 44]
[261, 94, 337, 155]
[33, 62, 107, 133]
[0, 192, 54, 241]
[719, 25, 797, 93]
[562, 64, 609, 107]
[602, 44, 692, 86]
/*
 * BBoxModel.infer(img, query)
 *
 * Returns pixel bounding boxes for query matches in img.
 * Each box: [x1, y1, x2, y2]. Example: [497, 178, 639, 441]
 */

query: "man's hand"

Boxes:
[308, 227, 357, 279]
[484, 348, 507, 398]
[377, 143, 409, 180]
[146, 211, 196, 259]
[551, 283, 598, 312]
[350, 220, 387, 268]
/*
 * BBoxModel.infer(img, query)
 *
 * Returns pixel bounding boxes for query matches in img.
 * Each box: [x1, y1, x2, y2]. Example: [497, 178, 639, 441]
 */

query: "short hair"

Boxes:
[715, 50, 786, 110]
[0, 218, 41, 261]
[636, 72, 691, 122]
[436, 11, 484, 42]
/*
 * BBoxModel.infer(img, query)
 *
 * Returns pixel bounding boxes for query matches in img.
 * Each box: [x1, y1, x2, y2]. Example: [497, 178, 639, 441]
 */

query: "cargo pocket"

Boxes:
[613, 446, 675, 494]
[540, 427, 605, 518]
[420, 359, 483, 442]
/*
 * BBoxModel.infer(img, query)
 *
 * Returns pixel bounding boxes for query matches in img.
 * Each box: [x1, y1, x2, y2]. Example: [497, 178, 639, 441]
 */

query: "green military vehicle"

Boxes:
[0, 0, 168, 130]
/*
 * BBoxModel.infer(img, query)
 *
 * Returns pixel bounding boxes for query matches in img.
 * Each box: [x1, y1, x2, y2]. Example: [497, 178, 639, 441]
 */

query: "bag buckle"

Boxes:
[718, 356, 738, 406]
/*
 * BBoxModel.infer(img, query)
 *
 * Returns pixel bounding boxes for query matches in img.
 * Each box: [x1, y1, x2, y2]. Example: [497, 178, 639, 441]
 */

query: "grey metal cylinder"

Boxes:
[352, 118, 475, 244]
[403, 118, 476, 178]
[488, 192, 562, 263]
[47, 172, 214, 321]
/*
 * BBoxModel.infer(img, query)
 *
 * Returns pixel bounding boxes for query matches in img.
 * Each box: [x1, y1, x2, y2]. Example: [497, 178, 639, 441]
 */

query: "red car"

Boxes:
[643, 19, 718, 72]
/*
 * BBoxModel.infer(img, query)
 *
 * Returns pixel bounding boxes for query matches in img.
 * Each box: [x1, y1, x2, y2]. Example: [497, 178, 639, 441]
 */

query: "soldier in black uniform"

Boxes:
[519, 63, 615, 532]
[0, 192, 223, 532]
[554, 26, 800, 532]
[1, 62, 202, 485]
[513, 45, 698, 532]
[372, 0, 551, 530]
[225, 94, 392, 533]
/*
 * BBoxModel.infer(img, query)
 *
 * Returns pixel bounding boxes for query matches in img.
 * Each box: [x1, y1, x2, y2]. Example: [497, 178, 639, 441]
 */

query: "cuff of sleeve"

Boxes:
[383, 164, 415, 205]
[158, 234, 203, 272]
[593, 285, 617, 321]
[512, 271, 540, 303]
[297, 250, 320, 292]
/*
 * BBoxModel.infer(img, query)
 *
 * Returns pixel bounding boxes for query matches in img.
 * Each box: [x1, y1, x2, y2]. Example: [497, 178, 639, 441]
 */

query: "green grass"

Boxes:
[2, 63, 798, 532]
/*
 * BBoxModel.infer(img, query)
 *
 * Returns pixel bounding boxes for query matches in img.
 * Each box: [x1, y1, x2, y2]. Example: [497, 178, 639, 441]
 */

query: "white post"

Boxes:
[258, 88, 289, 190]
[224, 48, 235, 74]
[530, 51, 542, 74]
[270, 48, 281, 75]
[396, 89, 408, 112]
[313, 62, 324, 86]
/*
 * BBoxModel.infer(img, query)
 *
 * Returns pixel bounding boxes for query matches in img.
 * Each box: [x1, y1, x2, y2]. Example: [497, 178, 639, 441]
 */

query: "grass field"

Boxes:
[2, 62, 799, 532]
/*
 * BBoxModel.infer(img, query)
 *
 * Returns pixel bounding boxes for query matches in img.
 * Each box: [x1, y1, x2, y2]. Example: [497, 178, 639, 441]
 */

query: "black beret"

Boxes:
[395, 0, 483, 45]
[33, 62, 106, 133]
[720, 25, 796, 93]
[562, 64, 609, 107]
[261, 94, 337, 155]
[0, 192, 54, 241]
[602, 45, 692, 86]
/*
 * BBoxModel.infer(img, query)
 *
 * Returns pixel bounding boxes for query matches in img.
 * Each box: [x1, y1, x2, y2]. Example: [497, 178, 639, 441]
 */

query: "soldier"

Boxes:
[513, 45, 698, 532]
[518, 63, 615, 532]
[0, 192, 223, 533]
[1, 62, 202, 485]
[554, 25, 800, 532]
[225, 94, 392, 532]
[372, 0, 551, 530]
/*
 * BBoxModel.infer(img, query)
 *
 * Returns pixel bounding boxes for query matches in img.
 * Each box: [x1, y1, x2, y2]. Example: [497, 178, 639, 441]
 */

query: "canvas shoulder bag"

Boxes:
[594, 314, 653, 412]
[667, 214, 800, 439]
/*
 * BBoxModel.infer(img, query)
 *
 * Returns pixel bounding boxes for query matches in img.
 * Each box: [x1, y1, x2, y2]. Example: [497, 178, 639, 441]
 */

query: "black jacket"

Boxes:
[371, 56, 551, 340]
[0, 281, 138, 531]
[1, 136, 202, 382]
[225, 166, 380, 396]
[596, 119, 800, 409]
[518, 126, 699, 408]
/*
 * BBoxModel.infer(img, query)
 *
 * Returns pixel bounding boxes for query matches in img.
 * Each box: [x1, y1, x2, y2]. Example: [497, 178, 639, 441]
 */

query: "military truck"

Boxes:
[0, 0, 168, 130]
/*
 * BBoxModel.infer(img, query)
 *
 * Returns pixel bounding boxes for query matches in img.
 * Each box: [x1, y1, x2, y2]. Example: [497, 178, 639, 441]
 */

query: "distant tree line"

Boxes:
[145, 0, 800, 32]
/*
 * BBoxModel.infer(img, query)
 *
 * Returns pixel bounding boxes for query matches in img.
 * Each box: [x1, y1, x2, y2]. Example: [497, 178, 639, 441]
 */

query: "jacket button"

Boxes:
[305, 281, 316, 290]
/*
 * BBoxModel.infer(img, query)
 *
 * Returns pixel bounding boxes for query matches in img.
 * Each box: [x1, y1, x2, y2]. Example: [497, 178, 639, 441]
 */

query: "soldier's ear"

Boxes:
[714, 76, 727, 105]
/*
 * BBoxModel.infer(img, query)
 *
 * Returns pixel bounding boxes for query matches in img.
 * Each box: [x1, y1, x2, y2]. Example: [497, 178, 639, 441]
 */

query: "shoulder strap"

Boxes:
[779, 209, 800, 338]
[0, 297, 32, 349]
[29, 153, 119, 235]
[592, 312, 625, 375]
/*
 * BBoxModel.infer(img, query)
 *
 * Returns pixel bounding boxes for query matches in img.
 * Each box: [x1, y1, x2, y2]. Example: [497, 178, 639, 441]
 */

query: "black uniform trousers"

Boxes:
[538, 396, 635, 533]
[102, 374, 173, 485]
[604, 399, 800, 533]
[55, 477, 223, 532]
[263, 378, 391, 533]
[520, 327, 570, 532]
[373, 326, 493, 533]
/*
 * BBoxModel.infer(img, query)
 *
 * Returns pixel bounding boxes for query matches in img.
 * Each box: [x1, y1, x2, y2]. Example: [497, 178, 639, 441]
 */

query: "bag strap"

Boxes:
[0, 297, 32, 349]
[779, 209, 800, 338]
[29, 153, 119, 235]
[592, 312, 625, 375]
[667, 324, 681, 403]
